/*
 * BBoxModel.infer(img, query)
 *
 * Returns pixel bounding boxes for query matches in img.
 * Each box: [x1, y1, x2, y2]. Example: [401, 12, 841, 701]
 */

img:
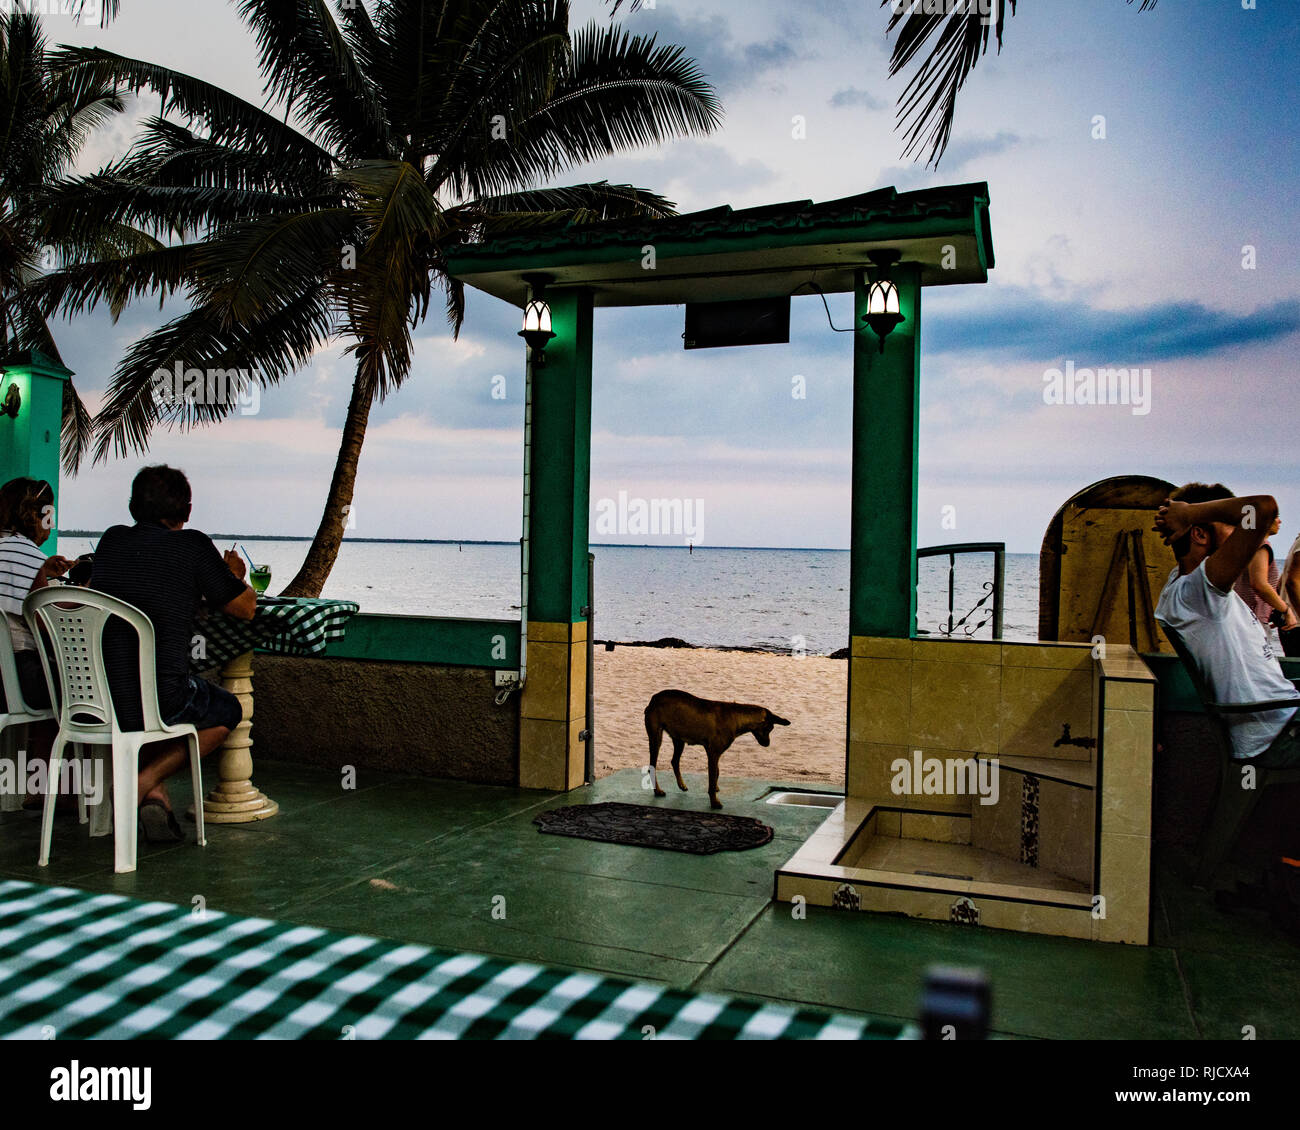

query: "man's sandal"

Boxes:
[139, 799, 184, 844]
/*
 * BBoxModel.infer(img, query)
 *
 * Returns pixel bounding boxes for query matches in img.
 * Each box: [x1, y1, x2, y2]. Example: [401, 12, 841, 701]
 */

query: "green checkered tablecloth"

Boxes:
[193, 596, 359, 671]
[0, 881, 910, 1040]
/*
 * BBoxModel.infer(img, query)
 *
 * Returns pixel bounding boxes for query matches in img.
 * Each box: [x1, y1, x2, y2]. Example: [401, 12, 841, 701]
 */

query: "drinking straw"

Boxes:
[240, 545, 256, 569]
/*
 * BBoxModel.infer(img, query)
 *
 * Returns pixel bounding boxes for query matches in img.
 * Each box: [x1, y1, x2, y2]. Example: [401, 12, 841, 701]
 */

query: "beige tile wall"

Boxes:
[847, 637, 1101, 802]
[833, 636, 1154, 943]
[520, 620, 588, 791]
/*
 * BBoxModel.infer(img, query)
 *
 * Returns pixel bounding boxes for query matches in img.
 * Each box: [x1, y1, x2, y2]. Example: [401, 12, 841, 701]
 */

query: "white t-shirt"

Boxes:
[1156, 561, 1299, 759]
[0, 532, 47, 651]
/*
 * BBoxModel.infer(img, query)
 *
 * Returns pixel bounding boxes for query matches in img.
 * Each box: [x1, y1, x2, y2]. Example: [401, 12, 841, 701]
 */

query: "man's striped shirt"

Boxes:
[0, 533, 47, 651]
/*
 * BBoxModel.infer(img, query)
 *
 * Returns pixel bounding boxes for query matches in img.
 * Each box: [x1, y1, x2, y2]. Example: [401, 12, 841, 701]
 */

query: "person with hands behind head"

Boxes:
[90, 465, 256, 842]
[1154, 483, 1300, 767]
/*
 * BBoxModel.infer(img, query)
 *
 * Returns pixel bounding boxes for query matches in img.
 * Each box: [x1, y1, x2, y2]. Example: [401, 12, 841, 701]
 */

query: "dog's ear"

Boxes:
[768, 712, 791, 726]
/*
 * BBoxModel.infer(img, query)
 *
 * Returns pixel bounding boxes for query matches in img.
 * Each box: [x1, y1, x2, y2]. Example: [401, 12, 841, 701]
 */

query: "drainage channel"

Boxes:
[762, 789, 844, 808]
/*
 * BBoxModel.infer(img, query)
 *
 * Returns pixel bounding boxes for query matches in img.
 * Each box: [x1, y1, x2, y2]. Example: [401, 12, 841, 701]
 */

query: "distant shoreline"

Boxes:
[58, 532, 858, 550]
[60, 533, 1037, 554]
[598, 637, 851, 658]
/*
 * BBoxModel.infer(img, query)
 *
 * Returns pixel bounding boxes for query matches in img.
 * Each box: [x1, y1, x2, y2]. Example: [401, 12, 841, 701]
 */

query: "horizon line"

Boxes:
[59, 531, 1038, 554]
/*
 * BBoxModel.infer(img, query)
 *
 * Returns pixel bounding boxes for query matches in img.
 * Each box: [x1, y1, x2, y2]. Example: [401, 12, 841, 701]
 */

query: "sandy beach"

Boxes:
[591, 646, 847, 786]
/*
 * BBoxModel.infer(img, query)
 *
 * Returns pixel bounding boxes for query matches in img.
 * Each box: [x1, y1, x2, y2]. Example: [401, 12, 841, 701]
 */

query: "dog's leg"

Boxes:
[671, 737, 687, 792]
[647, 714, 666, 798]
[706, 745, 723, 809]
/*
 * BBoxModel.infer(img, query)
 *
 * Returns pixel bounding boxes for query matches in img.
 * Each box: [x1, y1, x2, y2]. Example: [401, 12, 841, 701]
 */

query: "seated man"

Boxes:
[90, 465, 256, 840]
[1154, 483, 1300, 767]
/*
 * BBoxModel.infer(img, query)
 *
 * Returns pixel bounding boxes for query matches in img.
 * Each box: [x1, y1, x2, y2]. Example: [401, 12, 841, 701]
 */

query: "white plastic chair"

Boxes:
[25, 587, 206, 874]
[0, 611, 84, 819]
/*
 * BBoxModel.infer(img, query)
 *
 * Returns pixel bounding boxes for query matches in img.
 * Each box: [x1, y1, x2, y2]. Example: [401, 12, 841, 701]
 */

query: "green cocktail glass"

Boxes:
[250, 565, 271, 594]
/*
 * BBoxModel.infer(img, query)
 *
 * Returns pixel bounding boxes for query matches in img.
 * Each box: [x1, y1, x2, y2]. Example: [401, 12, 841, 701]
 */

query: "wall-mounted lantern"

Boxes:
[863, 249, 905, 353]
[0, 381, 20, 419]
[518, 274, 557, 366]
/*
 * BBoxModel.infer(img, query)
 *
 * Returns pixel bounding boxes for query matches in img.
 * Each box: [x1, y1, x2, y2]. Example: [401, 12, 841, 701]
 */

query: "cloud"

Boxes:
[830, 87, 885, 110]
[584, 140, 778, 213]
[934, 130, 1023, 169]
[619, 9, 807, 94]
[926, 291, 1300, 363]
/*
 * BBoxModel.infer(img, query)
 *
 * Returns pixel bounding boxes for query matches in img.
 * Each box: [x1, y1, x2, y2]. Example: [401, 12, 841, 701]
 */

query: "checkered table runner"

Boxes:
[194, 596, 360, 671]
[0, 881, 910, 1040]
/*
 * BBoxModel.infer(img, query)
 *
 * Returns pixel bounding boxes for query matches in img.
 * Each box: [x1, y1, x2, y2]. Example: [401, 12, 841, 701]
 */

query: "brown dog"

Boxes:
[645, 689, 790, 809]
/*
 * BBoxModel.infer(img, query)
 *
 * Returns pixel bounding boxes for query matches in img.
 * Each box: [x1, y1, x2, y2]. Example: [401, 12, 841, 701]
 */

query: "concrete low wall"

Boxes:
[250, 655, 518, 786]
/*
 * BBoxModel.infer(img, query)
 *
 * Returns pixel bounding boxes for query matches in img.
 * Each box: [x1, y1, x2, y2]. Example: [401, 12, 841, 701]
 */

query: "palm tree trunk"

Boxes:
[280, 363, 372, 597]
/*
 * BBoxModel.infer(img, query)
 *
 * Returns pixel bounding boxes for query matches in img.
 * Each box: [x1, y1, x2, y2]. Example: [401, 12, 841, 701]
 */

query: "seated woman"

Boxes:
[0, 478, 71, 802]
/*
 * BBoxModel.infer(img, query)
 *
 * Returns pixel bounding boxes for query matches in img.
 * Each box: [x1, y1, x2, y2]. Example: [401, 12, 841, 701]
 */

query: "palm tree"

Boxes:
[0, 7, 128, 471]
[609, 0, 1158, 168]
[42, 0, 720, 594]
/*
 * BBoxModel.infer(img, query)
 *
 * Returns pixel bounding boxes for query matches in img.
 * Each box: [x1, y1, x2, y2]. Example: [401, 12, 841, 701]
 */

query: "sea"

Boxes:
[57, 538, 1039, 655]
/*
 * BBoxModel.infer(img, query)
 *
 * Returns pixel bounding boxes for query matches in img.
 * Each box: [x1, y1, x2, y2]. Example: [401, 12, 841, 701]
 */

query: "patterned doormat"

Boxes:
[534, 802, 774, 855]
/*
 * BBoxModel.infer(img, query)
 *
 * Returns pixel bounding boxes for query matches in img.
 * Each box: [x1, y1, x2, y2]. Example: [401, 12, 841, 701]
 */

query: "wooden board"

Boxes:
[1039, 476, 1178, 652]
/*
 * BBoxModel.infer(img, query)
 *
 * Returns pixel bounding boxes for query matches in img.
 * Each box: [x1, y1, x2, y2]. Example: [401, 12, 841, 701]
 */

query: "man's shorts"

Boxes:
[0, 651, 52, 712]
[163, 675, 242, 732]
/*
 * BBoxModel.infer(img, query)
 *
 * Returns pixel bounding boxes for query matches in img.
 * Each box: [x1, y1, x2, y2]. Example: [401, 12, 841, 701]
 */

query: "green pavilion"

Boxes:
[445, 182, 1155, 945]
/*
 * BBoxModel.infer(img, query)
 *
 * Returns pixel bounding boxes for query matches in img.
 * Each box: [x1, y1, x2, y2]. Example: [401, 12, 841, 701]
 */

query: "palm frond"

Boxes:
[883, 0, 1011, 168]
[475, 181, 676, 221]
[416, 0, 572, 193]
[441, 273, 465, 338]
[92, 286, 336, 463]
[512, 21, 721, 184]
[236, 0, 393, 160]
[61, 378, 94, 475]
[337, 160, 444, 250]
[332, 162, 437, 399]
[884, 0, 1158, 167]
[41, 168, 335, 244]
[48, 46, 335, 176]
[30, 242, 188, 323]
[186, 207, 356, 326]
[72, 0, 120, 28]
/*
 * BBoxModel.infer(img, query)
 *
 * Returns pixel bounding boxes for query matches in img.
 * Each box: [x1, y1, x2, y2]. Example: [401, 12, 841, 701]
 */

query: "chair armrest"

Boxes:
[1208, 699, 1300, 714]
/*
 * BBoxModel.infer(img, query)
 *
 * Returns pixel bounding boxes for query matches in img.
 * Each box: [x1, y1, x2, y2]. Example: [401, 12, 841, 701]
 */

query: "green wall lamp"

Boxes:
[518, 274, 557, 366]
[1, 381, 20, 419]
[863, 249, 905, 353]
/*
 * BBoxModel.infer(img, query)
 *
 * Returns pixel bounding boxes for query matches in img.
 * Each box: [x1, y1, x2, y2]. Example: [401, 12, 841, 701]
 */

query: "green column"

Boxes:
[528, 288, 593, 624]
[849, 265, 921, 639]
[0, 349, 71, 544]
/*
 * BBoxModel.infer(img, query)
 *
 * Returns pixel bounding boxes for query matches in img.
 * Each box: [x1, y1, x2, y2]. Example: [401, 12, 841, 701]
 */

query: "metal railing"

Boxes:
[916, 542, 1005, 640]
[582, 552, 595, 784]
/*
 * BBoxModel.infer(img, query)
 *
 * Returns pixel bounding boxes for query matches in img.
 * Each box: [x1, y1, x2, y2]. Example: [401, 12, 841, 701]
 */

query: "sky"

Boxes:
[37, 0, 1300, 553]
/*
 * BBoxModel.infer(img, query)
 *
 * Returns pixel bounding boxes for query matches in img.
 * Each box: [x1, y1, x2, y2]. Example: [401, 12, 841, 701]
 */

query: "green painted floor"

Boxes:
[3, 762, 1297, 1039]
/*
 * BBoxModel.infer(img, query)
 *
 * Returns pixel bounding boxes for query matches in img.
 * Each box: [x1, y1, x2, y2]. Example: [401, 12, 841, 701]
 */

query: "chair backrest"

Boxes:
[23, 587, 166, 737]
[1158, 618, 1240, 759]
[0, 608, 46, 720]
[1158, 621, 1213, 703]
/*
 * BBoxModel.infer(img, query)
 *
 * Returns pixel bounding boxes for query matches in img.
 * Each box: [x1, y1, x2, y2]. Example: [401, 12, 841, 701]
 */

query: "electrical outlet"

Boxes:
[495, 671, 520, 688]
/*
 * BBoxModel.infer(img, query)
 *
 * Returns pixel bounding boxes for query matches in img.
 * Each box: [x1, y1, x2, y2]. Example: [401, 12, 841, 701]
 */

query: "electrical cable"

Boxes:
[791, 280, 857, 333]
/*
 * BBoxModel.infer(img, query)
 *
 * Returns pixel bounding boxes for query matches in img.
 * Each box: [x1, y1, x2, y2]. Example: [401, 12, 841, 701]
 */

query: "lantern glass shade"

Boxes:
[522, 299, 552, 336]
[867, 279, 900, 317]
